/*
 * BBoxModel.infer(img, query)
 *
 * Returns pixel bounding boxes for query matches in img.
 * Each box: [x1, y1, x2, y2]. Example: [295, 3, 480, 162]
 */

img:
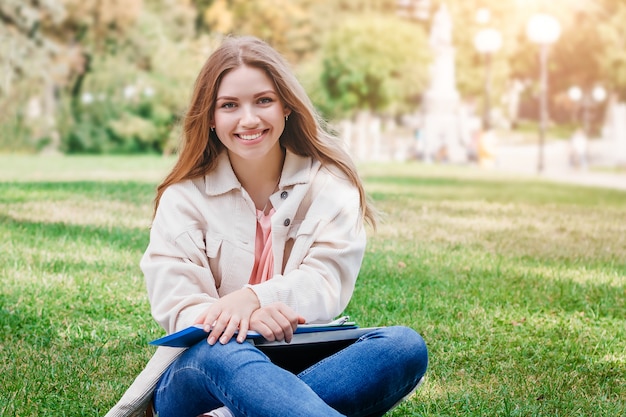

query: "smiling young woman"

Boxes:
[105, 35, 428, 417]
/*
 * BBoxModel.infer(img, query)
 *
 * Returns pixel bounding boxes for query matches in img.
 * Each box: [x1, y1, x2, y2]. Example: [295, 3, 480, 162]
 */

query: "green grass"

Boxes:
[1, 156, 625, 416]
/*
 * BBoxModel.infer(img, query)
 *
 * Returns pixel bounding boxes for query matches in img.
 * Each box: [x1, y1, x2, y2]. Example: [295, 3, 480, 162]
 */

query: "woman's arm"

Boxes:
[142, 185, 220, 334]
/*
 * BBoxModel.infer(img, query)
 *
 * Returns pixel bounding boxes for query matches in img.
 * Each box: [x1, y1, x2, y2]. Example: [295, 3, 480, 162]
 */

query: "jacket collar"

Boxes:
[204, 149, 315, 196]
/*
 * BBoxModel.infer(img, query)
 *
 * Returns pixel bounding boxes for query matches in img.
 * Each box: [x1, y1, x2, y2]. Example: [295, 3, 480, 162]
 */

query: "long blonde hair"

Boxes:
[155, 35, 376, 227]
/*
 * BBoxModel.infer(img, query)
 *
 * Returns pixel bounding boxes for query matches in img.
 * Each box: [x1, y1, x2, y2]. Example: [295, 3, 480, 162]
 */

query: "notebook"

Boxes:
[149, 319, 359, 348]
[149, 318, 380, 374]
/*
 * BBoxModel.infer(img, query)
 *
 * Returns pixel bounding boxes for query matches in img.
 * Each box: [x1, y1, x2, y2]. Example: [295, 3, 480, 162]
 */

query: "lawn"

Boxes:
[1, 155, 624, 416]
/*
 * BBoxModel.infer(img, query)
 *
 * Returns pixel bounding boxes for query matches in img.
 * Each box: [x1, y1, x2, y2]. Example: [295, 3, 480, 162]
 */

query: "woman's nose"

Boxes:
[240, 105, 260, 126]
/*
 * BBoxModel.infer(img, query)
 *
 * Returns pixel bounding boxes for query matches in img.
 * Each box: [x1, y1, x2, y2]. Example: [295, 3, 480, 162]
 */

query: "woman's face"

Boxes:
[213, 65, 290, 166]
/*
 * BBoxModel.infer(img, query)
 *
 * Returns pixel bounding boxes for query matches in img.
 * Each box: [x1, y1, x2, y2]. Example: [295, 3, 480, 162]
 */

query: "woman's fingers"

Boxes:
[206, 314, 228, 345]
[251, 321, 275, 341]
[218, 317, 240, 345]
[194, 296, 301, 345]
[250, 303, 300, 342]
[236, 318, 250, 343]
[194, 288, 261, 345]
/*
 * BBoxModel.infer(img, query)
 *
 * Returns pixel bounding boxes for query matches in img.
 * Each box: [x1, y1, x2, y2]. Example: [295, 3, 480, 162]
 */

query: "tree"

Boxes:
[0, 0, 144, 151]
[318, 15, 430, 117]
[59, 0, 204, 153]
[598, 1, 626, 100]
[202, 0, 309, 62]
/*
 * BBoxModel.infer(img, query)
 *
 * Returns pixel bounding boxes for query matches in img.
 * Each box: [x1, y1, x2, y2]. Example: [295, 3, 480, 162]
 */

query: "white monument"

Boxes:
[420, 3, 466, 163]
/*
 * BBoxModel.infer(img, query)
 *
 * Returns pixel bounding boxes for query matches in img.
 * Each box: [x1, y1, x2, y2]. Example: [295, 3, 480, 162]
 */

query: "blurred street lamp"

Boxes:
[592, 85, 607, 103]
[473, 27, 502, 130]
[567, 86, 583, 103]
[526, 13, 561, 173]
[568, 85, 607, 136]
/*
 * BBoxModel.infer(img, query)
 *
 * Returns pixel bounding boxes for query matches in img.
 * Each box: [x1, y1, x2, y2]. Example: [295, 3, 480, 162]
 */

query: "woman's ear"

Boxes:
[284, 108, 292, 118]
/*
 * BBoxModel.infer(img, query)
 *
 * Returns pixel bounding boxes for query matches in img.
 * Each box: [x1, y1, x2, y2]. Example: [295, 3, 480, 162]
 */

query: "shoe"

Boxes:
[199, 406, 235, 417]
[388, 376, 425, 411]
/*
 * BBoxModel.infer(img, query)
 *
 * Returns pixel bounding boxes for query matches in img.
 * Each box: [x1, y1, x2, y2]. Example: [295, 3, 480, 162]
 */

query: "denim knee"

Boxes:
[373, 326, 429, 378]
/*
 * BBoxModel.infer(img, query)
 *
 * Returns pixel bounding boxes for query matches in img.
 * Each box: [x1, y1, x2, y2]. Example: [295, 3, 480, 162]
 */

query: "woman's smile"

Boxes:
[236, 129, 268, 142]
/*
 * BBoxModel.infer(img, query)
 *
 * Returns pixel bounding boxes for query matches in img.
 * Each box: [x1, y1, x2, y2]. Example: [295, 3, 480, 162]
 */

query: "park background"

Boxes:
[2, 0, 626, 171]
[1, 0, 625, 416]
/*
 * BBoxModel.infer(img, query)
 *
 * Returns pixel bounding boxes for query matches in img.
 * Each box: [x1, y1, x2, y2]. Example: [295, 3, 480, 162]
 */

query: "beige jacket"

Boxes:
[104, 150, 367, 417]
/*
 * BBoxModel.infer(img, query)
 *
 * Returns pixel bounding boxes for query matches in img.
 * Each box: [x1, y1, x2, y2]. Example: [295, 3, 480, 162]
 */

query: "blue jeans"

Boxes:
[153, 326, 428, 417]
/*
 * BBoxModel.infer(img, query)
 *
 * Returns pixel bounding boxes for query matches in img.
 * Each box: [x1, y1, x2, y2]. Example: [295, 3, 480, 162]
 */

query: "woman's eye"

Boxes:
[258, 97, 273, 104]
[221, 102, 236, 109]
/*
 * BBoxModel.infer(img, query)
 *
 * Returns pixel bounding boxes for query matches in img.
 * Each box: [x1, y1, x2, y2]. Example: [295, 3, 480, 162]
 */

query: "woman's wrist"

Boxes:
[241, 287, 261, 310]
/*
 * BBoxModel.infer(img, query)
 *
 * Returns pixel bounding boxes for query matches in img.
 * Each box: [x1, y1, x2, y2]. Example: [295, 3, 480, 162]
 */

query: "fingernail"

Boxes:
[208, 337, 216, 345]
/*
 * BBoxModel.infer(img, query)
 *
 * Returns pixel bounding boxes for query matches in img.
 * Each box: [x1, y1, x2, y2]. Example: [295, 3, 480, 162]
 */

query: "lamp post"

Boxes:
[473, 27, 502, 130]
[568, 85, 606, 136]
[526, 13, 561, 173]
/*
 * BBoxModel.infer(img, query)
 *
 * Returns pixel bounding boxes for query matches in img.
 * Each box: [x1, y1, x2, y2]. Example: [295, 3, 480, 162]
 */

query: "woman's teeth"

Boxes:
[239, 132, 262, 141]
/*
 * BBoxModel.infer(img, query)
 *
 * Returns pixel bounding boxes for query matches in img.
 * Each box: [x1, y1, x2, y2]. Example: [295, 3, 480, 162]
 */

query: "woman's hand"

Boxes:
[194, 287, 260, 345]
[250, 303, 306, 343]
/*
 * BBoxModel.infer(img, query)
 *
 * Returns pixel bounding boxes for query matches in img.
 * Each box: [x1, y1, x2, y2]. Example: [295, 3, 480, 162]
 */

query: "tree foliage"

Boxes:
[3, 0, 626, 153]
[59, 0, 207, 154]
[0, 0, 144, 151]
[318, 15, 430, 116]
[597, 2, 626, 99]
[202, 0, 313, 63]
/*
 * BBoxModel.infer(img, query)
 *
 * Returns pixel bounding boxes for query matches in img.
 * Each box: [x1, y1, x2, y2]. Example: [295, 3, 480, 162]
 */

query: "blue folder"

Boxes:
[150, 322, 359, 348]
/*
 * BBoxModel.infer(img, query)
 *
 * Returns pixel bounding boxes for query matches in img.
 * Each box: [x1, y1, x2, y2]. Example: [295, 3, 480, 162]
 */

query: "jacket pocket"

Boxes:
[284, 219, 323, 271]
[204, 234, 223, 259]
[286, 218, 320, 239]
[175, 228, 210, 267]
[204, 234, 225, 289]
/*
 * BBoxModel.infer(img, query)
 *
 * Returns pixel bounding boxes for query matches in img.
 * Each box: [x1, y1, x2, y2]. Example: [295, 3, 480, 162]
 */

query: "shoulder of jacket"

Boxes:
[316, 163, 354, 190]
[161, 177, 205, 198]
[154, 179, 207, 232]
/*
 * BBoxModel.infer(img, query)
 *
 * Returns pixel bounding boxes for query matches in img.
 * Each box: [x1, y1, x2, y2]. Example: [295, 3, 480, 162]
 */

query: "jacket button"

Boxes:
[283, 218, 291, 226]
[280, 191, 288, 199]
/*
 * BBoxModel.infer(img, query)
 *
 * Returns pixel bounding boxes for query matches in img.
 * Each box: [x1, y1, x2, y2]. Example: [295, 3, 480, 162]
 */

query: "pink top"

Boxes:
[248, 208, 275, 285]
